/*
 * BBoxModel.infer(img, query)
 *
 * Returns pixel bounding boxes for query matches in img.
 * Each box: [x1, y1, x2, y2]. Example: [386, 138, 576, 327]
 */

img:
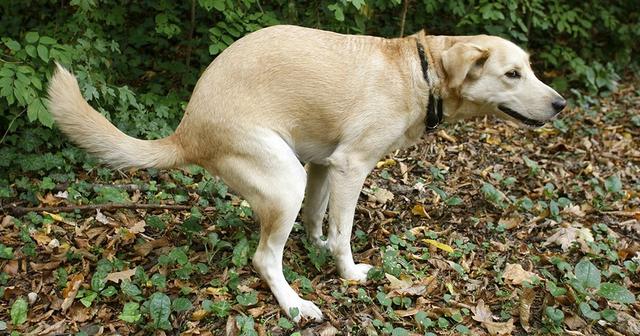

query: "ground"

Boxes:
[1, 84, 639, 335]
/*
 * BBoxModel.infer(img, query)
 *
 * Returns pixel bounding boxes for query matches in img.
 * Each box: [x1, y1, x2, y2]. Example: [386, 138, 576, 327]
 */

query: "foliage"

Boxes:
[0, 0, 638, 181]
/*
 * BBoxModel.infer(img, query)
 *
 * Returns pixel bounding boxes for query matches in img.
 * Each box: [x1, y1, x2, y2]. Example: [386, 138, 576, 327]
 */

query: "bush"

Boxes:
[1, 0, 638, 178]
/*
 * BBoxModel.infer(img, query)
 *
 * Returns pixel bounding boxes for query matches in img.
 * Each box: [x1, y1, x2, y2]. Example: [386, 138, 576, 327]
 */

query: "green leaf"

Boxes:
[598, 283, 636, 304]
[391, 327, 409, 336]
[0, 244, 14, 259]
[236, 291, 257, 306]
[4, 39, 21, 51]
[601, 309, 617, 322]
[25, 32, 39, 44]
[25, 45, 37, 58]
[277, 317, 293, 330]
[574, 259, 601, 289]
[119, 302, 141, 323]
[11, 298, 28, 325]
[172, 297, 193, 312]
[579, 302, 601, 320]
[148, 292, 172, 330]
[328, 4, 345, 21]
[604, 175, 622, 194]
[79, 290, 98, 307]
[39, 36, 56, 45]
[232, 238, 251, 267]
[445, 196, 463, 206]
[37, 44, 49, 62]
[545, 306, 564, 323]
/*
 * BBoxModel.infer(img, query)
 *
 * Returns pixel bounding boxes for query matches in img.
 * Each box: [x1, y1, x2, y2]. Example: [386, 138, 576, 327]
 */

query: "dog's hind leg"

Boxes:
[213, 133, 323, 322]
[303, 163, 329, 247]
[325, 152, 376, 282]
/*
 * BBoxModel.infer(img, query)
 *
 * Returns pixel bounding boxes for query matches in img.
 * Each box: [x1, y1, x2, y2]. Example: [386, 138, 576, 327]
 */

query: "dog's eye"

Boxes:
[505, 70, 521, 79]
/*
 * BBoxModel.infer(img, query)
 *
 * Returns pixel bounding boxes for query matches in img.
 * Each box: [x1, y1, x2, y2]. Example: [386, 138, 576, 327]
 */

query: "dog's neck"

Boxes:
[414, 33, 481, 125]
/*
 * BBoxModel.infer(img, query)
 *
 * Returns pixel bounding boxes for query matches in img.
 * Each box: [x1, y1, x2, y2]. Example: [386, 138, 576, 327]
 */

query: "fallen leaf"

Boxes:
[43, 211, 65, 222]
[372, 188, 394, 204]
[423, 239, 454, 253]
[498, 216, 520, 230]
[95, 209, 110, 225]
[128, 220, 146, 234]
[564, 314, 587, 330]
[472, 300, 515, 335]
[385, 273, 426, 297]
[519, 287, 535, 332]
[544, 222, 594, 252]
[105, 269, 136, 284]
[191, 309, 210, 321]
[376, 158, 396, 169]
[61, 274, 84, 312]
[502, 263, 540, 285]
[412, 204, 429, 218]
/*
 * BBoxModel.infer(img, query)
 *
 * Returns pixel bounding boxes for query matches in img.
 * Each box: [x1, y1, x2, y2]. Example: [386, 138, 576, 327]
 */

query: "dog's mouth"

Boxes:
[498, 105, 547, 128]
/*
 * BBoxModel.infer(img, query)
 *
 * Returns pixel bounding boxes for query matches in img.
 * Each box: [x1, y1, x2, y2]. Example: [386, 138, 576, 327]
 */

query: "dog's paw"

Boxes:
[340, 263, 373, 283]
[284, 298, 323, 322]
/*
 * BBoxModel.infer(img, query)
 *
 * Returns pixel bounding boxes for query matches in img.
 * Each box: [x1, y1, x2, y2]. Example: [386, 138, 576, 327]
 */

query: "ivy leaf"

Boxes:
[119, 302, 141, 323]
[172, 297, 193, 312]
[148, 292, 172, 330]
[598, 283, 636, 304]
[11, 298, 28, 325]
[236, 291, 257, 306]
[232, 237, 251, 267]
[604, 175, 622, 194]
[579, 302, 601, 320]
[574, 259, 601, 289]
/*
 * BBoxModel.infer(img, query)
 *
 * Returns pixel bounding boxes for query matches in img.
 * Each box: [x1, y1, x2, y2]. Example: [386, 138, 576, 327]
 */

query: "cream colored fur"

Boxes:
[47, 25, 564, 322]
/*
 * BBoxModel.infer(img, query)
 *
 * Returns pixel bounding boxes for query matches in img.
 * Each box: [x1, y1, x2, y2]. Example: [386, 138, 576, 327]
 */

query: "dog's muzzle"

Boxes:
[498, 105, 547, 127]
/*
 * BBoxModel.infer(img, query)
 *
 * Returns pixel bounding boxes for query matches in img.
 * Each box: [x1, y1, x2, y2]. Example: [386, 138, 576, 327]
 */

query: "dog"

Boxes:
[47, 25, 565, 322]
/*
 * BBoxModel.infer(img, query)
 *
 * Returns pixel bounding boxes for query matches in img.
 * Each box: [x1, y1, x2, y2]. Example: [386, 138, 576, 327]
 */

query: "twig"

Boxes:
[3, 203, 193, 216]
[185, 0, 196, 68]
[0, 108, 26, 145]
[399, 0, 410, 37]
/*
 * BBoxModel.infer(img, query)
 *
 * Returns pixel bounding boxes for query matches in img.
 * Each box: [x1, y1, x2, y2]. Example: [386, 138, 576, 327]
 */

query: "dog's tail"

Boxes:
[47, 63, 185, 169]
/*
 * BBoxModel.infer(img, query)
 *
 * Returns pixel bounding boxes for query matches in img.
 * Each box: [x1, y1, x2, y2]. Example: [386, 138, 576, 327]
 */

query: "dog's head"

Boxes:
[441, 35, 565, 127]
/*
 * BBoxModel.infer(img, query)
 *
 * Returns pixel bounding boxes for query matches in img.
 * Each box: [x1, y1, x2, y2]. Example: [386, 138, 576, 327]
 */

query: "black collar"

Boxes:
[416, 41, 443, 131]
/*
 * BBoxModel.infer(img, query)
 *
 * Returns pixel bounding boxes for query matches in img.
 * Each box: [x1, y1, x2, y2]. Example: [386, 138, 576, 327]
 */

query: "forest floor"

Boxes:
[1, 84, 639, 335]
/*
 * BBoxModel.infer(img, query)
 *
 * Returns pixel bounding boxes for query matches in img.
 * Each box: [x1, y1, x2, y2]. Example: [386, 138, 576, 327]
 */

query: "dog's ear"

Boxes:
[442, 43, 489, 89]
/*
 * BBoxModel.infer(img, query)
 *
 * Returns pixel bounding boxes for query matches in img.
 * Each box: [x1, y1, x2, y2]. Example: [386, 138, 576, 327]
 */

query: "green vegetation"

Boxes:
[0, 0, 639, 335]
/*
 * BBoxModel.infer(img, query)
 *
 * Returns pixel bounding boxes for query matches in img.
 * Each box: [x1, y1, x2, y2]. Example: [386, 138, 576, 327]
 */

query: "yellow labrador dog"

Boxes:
[48, 25, 565, 321]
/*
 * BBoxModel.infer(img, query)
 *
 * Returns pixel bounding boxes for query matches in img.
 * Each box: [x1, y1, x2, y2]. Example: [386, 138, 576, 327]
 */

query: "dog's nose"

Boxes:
[552, 99, 566, 113]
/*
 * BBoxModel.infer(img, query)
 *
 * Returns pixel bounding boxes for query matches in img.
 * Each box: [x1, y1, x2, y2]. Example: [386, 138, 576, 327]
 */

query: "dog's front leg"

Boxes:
[326, 154, 375, 282]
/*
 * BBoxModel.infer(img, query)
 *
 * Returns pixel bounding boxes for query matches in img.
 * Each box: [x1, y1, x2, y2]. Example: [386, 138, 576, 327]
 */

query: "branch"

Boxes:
[3, 203, 193, 216]
[185, 0, 196, 67]
[399, 0, 410, 37]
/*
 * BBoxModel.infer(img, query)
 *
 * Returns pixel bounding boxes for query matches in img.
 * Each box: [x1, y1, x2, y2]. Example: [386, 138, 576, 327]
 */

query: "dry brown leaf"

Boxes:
[1, 215, 15, 228]
[105, 269, 136, 284]
[385, 273, 426, 297]
[226, 315, 239, 336]
[134, 238, 170, 257]
[191, 309, 210, 321]
[61, 274, 84, 312]
[472, 300, 515, 336]
[498, 216, 521, 230]
[502, 263, 540, 285]
[302, 322, 339, 336]
[128, 220, 146, 234]
[564, 314, 587, 330]
[372, 188, 394, 204]
[95, 209, 110, 225]
[519, 287, 535, 332]
[544, 222, 594, 252]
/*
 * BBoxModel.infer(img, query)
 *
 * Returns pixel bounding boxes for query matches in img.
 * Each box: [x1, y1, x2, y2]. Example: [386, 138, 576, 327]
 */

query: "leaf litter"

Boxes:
[0, 83, 639, 334]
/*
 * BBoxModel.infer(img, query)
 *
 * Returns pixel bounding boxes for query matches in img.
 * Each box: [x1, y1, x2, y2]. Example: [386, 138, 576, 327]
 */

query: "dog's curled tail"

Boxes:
[47, 63, 185, 169]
